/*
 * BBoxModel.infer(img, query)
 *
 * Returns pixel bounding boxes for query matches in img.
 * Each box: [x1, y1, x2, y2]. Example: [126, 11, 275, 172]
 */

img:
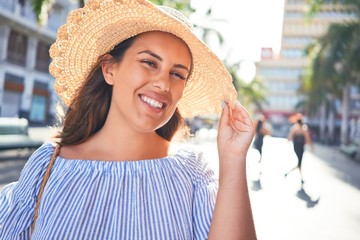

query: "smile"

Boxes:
[140, 95, 164, 109]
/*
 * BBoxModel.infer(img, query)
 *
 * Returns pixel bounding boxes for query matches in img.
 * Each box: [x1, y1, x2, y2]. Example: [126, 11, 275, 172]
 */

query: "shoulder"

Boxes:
[173, 144, 216, 186]
[302, 124, 309, 131]
[0, 142, 56, 238]
[22, 142, 56, 174]
[173, 144, 205, 169]
[12, 142, 56, 199]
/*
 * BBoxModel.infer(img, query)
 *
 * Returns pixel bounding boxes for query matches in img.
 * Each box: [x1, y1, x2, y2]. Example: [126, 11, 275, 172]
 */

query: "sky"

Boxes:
[191, 0, 285, 81]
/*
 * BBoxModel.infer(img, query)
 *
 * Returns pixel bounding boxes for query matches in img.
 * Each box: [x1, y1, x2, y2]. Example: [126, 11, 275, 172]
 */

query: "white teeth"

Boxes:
[141, 95, 163, 108]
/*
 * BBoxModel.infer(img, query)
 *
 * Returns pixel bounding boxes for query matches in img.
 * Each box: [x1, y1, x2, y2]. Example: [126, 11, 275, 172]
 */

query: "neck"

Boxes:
[85, 121, 170, 161]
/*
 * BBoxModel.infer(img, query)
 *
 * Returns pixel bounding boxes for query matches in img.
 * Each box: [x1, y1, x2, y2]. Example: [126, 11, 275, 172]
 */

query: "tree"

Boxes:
[226, 61, 267, 114]
[19, 0, 85, 24]
[149, 0, 193, 14]
[304, 0, 360, 144]
[305, 0, 360, 16]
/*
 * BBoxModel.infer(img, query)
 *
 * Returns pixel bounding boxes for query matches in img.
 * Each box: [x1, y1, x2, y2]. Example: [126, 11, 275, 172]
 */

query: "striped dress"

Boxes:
[0, 143, 217, 240]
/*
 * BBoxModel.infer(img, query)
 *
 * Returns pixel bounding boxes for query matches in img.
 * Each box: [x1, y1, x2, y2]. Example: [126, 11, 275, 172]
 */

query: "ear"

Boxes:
[102, 54, 116, 85]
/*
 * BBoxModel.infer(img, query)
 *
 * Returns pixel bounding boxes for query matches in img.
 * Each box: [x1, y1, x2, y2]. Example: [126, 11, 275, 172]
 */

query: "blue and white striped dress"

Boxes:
[0, 143, 217, 239]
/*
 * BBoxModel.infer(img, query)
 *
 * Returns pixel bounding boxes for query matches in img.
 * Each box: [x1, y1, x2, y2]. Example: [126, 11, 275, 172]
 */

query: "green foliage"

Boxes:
[226, 61, 267, 112]
[303, 20, 360, 115]
[305, 0, 360, 15]
[302, 0, 360, 117]
[31, 0, 53, 24]
[149, 0, 195, 15]
[24, 0, 84, 24]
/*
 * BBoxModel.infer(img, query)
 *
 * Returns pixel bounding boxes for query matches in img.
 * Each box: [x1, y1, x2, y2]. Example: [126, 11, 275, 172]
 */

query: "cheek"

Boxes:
[172, 83, 186, 102]
[117, 68, 146, 90]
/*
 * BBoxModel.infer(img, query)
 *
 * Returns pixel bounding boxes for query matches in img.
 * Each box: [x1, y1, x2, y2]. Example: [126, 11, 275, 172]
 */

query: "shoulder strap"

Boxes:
[31, 143, 61, 235]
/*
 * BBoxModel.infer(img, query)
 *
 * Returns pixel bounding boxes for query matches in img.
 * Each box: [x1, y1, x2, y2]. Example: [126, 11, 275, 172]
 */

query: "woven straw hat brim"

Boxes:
[49, 0, 237, 118]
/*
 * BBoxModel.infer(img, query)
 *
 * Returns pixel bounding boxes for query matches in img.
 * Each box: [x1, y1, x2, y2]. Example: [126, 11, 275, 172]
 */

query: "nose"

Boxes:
[152, 72, 170, 92]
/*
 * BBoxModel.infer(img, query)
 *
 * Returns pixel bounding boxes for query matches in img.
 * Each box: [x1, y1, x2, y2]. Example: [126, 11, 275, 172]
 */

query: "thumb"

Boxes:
[218, 101, 231, 129]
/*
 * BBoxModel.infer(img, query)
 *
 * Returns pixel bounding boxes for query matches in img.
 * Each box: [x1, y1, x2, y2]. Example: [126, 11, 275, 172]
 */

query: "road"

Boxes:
[1, 128, 360, 240]
[192, 133, 360, 240]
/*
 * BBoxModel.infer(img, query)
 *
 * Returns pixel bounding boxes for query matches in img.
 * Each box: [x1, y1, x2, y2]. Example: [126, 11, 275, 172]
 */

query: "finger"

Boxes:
[231, 101, 253, 127]
[218, 101, 231, 128]
[233, 118, 253, 133]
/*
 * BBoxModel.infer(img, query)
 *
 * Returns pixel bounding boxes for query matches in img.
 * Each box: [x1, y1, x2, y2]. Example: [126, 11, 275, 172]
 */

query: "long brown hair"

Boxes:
[56, 35, 185, 145]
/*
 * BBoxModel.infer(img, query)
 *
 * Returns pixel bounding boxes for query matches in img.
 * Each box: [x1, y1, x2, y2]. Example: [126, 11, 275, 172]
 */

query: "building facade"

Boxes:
[0, 0, 77, 125]
[256, 0, 357, 137]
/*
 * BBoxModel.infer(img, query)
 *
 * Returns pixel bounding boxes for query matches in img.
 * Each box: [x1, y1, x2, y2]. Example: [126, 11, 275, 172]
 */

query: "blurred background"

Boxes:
[0, 0, 359, 239]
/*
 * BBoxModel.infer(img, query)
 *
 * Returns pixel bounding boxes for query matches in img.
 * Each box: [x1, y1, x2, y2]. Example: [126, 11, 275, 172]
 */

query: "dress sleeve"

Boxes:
[189, 151, 218, 240]
[0, 142, 55, 240]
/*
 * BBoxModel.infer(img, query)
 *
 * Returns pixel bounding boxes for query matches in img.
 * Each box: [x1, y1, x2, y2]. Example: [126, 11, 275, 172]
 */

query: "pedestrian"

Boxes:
[253, 117, 271, 163]
[0, 0, 256, 239]
[285, 115, 313, 184]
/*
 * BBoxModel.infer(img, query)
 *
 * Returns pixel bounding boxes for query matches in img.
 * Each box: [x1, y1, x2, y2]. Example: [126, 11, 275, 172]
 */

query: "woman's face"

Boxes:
[102, 31, 192, 134]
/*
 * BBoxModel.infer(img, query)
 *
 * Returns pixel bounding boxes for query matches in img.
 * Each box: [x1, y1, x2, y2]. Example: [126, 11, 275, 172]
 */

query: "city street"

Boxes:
[1, 127, 360, 240]
[192, 132, 360, 240]
[1, 0, 359, 239]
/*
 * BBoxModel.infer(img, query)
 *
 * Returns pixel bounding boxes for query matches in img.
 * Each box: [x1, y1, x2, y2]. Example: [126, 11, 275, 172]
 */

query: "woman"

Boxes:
[253, 118, 271, 163]
[0, 1, 256, 239]
[285, 118, 313, 184]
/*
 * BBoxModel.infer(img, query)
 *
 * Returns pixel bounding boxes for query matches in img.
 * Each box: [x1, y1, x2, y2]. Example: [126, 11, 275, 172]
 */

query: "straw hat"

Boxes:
[49, 0, 237, 118]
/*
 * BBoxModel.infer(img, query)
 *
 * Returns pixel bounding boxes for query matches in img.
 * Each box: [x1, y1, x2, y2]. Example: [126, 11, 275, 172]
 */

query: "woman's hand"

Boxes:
[217, 101, 254, 160]
[209, 101, 257, 240]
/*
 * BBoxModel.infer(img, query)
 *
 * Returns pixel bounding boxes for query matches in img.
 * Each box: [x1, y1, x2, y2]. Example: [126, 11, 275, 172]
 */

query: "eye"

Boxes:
[171, 72, 186, 80]
[141, 59, 157, 68]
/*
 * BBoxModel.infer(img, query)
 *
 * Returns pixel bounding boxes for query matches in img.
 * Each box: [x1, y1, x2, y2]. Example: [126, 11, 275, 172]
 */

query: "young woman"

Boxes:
[0, 1, 257, 239]
[253, 118, 271, 163]
[286, 118, 314, 184]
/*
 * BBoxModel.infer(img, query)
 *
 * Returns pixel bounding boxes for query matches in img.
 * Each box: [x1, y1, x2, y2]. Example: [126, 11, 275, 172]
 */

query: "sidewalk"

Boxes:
[310, 142, 360, 190]
[191, 135, 360, 240]
[249, 138, 360, 240]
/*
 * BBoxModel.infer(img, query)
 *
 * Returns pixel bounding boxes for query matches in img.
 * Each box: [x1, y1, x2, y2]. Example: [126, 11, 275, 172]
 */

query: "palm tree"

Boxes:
[150, 0, 193, 14]
[226, 61, 267, 114]
[18, 0, 85, 24]
[304, 0, 360, 144]
[303, 38, 343, 144]
[305, 0, 360, 16]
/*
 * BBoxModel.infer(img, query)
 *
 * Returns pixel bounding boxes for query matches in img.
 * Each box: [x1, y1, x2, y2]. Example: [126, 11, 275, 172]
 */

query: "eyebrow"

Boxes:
[137, 50, 190, 72]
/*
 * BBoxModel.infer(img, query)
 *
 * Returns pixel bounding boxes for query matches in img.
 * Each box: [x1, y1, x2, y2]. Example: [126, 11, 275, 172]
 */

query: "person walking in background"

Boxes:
[253, 117, 271, 163]
[285, 115, 314, 184]
[0, 0, 257, 239]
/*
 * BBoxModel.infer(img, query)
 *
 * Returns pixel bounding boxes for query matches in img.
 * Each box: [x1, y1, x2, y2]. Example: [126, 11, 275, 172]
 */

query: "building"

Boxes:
[0, 0, 78, 125]
[255, 0, 357, 137]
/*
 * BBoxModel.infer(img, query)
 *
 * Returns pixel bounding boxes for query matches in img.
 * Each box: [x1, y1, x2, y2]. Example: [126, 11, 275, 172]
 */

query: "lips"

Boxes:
[140, 95, 166, 109]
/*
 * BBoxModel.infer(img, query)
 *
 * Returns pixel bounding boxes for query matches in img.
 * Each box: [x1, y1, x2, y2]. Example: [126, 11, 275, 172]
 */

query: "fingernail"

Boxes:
[222, 100, 226, 109]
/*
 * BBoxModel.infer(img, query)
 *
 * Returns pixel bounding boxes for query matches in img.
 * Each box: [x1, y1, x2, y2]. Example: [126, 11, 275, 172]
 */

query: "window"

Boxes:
[30, 81, 49, 122]
[36, 42, 51, 72]
[259, 67, 303, 78]
[47, 4, 64, 32]
[30, 95, 47, 122]
[282, 36, 314, 45]
[281, 48, 304, 58]
[7, 30, 27, 66]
